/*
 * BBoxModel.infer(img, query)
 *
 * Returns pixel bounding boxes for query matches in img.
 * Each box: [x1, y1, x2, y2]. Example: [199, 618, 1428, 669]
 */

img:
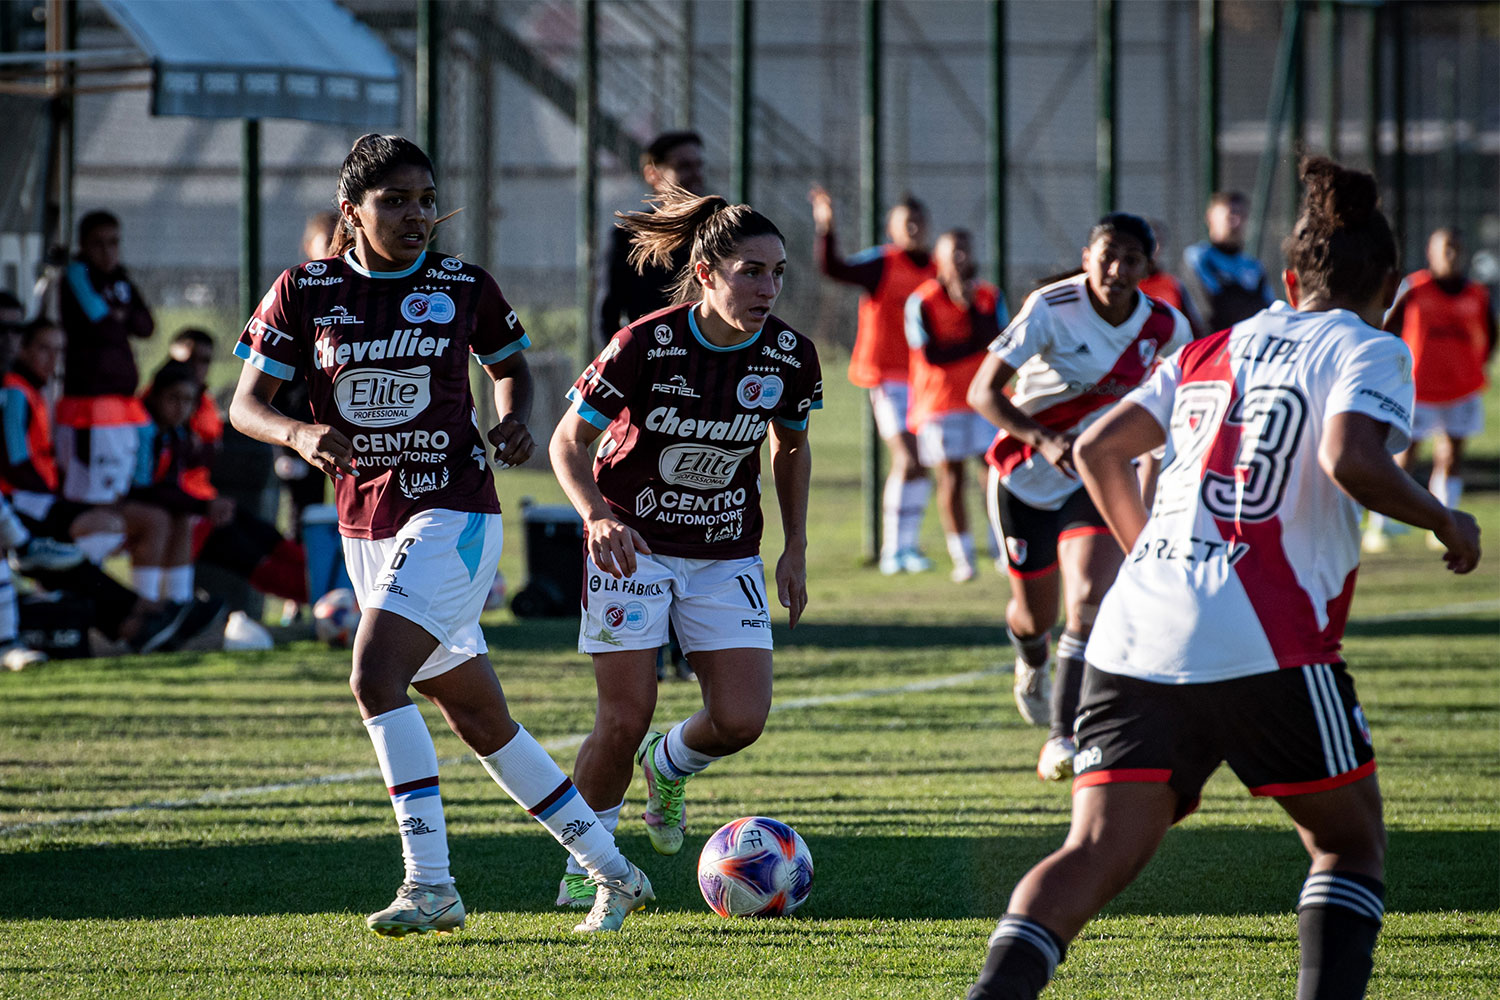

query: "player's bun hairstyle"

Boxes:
[1282, 156, 1396, 306]
[618, 185, 785, 306]
[76, 210, 120, 243]
[328, 134, 435, 258]
[1088, 212, 1157, 260]
[643, 130, 703, 169]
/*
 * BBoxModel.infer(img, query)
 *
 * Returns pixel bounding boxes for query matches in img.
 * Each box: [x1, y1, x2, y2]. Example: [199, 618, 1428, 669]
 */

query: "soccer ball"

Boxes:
[697, 816, 814, 917]
[313, 588, 360, 647]
[482, 568, 507, 611]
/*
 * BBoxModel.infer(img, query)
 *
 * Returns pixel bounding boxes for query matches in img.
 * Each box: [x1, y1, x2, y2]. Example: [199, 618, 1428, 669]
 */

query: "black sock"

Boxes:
[1296, 871, 1384, 1000]
[1050, 630, 1087, 740]
[1007, 628, 1049, 668]
[969, 913, 1066, 1000]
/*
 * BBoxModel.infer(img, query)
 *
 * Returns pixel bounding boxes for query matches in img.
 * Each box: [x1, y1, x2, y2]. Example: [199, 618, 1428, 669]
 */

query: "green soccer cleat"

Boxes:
[573, 863, 654, 933]
[556, 871, 595, 909]
[366, 881, 466, 937]
[636, 731, 690, 856]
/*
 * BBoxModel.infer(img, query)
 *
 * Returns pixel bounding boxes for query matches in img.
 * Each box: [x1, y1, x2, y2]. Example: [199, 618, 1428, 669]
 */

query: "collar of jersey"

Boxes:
[342, 250, 426, 280]
[687, 306, 761, 352]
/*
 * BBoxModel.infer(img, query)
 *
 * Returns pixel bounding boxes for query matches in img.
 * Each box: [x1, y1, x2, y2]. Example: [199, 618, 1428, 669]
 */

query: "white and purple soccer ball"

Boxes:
[312, 587, 360, 647]
[697, 816, 814, 917]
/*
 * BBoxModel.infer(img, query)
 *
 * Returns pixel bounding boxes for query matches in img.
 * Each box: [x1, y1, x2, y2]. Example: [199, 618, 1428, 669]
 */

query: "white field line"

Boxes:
[3, 599, 1494, 837]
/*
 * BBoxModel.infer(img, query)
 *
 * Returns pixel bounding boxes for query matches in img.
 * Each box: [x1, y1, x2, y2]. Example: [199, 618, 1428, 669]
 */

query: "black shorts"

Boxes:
[988, 480, 1109, 577]
[17, 496, 95, 541]
[1072, 662, 1376, 822]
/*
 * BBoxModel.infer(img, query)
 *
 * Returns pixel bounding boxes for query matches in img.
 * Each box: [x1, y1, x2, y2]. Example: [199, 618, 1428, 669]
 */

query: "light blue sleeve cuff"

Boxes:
[475, 333, 532, 366]
[774, 416, 810, 431]
[565, 388, 611, 429]
[233, 341, 296, 381]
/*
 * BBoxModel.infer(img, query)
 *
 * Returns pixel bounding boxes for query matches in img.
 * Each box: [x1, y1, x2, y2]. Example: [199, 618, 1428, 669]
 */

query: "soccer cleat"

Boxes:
[366, 881, 466, 937]
[1013, 656, 1051, 726]
[636, 731, 689, 855]
[1, 643, 47, 672]
[127, 601, 194, 653]
[880, 547, 934, 575]
[1036, 736, 1077, 781]
[556, 871, 595, 909]
[573, 863, 654, 933]
[950, 561, 977, 584]
[12, 535, 85, 574]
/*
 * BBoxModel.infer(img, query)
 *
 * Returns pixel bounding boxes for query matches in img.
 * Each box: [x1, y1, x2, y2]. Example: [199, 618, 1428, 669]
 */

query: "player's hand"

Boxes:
[488, 416, 534, 469]
[775, 545, 808, 629]
[292, 423, 358, 480]
[1037, 433, 1078, 478]
[808, 185, 834, 233]
[586, 516, 652, 579]
[1434, 508, 1481, 574]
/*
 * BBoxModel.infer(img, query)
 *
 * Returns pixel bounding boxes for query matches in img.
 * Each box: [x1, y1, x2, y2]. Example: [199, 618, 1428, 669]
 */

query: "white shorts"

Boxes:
[343, 509, 504, 683]
[869, 381, 911, 440]
[56, 424, 140, 505]
[579, 552, 774, 655]
[1411, 393, 1484, 441]
[916, 410, 997, 466]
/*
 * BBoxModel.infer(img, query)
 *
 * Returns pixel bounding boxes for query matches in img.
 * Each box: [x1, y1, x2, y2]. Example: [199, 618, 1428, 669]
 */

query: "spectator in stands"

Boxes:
[1138, 219, 1208, 339]
[811, 185, 938, 576]
[1365, 227, 1498, 552]
[56, 210, 155, 508]
[1182, 191, 1275, 332]
[597, 130, 706, 349]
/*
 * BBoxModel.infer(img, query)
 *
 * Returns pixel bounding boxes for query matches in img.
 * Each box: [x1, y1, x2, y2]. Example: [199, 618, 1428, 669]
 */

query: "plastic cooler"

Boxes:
[509, 500, 585, 618]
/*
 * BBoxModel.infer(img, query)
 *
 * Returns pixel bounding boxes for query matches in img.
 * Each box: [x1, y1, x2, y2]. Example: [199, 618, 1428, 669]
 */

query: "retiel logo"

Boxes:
[333, 366, 432, 427]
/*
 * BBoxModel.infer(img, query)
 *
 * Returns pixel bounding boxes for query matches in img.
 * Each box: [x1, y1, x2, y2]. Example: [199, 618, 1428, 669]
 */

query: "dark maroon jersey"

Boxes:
[235, 251, 528, 539]
[568, 303, 822, 559]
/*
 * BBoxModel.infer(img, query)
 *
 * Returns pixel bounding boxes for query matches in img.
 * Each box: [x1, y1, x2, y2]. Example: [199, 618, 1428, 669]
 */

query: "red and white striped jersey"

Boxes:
[985, 275, 1191, 509]
[1087, 304, 1415, 683]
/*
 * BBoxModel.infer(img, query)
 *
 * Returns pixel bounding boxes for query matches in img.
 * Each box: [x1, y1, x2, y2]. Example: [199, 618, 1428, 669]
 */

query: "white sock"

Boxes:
[0, 503, 29, 550]
[364, 704, 451, 886]
[565, 798, 625, 876]
[479, 724, 628, 880]
[75, 532, 125, 564]
[162, 565, 195, 602]
[656, 720, 721, 780]
[881, 474, 904, 558]
[1430, 474, 1461, 509]
[132, 567, 162, 600]
[945, 532, 975, 569]
[897, 478, 931, 552]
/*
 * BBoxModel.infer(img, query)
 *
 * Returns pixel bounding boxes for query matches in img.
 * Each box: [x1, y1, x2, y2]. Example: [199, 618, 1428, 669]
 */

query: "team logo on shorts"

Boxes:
[759, 374, 784, 409]
[1006, 536, 1028, 565]
[737, 375, 764, 407]
[778, 330, 797, 352]
[305, 261, 327, 276]
[623, 601, 648, 630]
[442, 257, 463, 271]
[603, 604, 627, 629]
[401, 293, 432, 323]
[654, 324, 674, 345]
[1352, 704, 1372, 746]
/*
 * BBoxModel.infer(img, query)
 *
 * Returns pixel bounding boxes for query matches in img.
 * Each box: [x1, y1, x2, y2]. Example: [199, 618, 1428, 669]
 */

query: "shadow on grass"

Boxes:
[1345, 616, 1499, 640]
[10, 827, 1495, 922]
[480, 620, 1004, 652]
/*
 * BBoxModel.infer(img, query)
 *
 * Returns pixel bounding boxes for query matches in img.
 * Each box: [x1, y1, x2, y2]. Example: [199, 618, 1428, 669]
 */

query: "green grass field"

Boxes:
[1, 366, 1496, 999]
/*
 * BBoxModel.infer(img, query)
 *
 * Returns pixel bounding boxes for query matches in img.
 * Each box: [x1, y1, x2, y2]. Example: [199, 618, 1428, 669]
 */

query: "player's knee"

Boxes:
[592, 708, 653, 753]
[709, 711, 765, 752]
[348, 659, 406, 715]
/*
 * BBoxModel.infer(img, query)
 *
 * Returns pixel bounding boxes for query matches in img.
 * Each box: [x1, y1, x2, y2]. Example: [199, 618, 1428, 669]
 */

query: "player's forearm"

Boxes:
[771, 434, 811, 546]
[490, 356, 533, 427]
[548, 434, 615, 525]
[228, 390, 302, 452]
[1075, 442, 1150, 551]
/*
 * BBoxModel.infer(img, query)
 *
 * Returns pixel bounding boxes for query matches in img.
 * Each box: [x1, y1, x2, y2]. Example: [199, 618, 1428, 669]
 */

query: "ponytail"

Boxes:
[1281, 156, 1396, 304]
[616, 185, 785, 305]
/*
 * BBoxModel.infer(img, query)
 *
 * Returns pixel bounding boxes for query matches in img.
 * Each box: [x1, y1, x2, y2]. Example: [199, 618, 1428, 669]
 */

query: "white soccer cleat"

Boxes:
[366, 881, 466, 937]
[950, 561, 977, 584]
[1013, 656, 1051, 726]
[1036, 736, 1077, 781]
[573, 863, 654, 933]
